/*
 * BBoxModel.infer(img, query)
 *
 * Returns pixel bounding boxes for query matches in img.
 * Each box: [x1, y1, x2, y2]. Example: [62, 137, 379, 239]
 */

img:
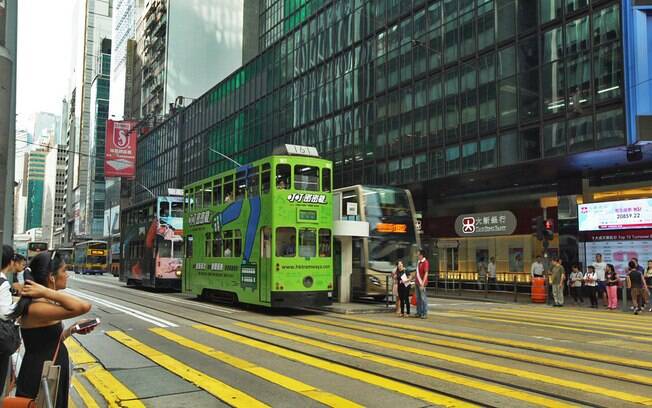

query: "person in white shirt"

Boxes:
[592, 253, 608, 307]
[569, 264, 584, 304]
[584, 265, 598, 308]
[1, 245, 19, 396]
[530, 255, 545, 278]
[488, 257, 497, 290]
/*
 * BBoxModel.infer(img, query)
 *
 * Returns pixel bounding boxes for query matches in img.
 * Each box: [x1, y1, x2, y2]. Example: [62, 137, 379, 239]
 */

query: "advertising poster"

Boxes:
[579, 198, 652, 231]
[105, 120, 138, 177]
[583, 240, 652, 277]
[509, 247, 524, 272]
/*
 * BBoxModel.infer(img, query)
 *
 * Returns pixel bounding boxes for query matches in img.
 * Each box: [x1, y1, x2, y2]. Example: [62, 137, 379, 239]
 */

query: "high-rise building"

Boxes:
[86, 42, 112, 236]
[32, 112, 60, 146]
[63, 0, 112, 242]
[129, 0, 243, 120]
[136, 1, 652, 275]
[24, 149, 47, 230]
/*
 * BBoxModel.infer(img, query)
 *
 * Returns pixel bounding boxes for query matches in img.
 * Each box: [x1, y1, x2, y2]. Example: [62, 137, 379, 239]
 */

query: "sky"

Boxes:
[16, 0, 75, 130]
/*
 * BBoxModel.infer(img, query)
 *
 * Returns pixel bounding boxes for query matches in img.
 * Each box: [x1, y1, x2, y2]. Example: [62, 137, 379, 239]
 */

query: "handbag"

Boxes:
[2, 332, 63, 408]
[410, 293, 417, 306]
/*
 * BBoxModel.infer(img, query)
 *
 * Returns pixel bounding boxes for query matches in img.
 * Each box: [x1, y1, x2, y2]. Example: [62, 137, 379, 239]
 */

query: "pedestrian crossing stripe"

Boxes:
[151, 328, 363, 408]
[265, 320, 652, 406]
[303, 316, 652, 386]
[193, 324, 476, 408]
[71, 377, 100, 408]
[66, 338, 145, 408]
[106, 330, 270, 408]
[340, 315, 652, 371]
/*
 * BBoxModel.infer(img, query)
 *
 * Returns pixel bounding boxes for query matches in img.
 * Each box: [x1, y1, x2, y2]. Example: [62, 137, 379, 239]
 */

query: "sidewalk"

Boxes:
[307, 301, 395, 314]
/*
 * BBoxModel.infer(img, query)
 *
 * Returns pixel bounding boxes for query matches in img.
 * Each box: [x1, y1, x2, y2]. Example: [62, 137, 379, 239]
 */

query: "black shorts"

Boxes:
[597, 281, 606, 294]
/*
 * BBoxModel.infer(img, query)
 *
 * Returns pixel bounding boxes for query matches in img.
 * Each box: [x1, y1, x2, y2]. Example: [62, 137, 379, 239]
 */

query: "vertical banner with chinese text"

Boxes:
[104, 119, 138, 177]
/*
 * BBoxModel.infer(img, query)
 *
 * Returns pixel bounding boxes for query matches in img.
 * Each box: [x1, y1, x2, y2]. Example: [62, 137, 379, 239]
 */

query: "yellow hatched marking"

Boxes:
[193, 324, 475, 408]
[495, 305, 652, 322]
[451, 311, 652, 344]
[66, 337, 145, 408]
[71, 377, 100, 408]
[268, 320, 652, 406]
[107, 330, 269, 408]
[340, 315, 652, 370]
[467, 309, 652, 334]
[491, 306, 652, 326]
[236, 322, 576, 408]
[151, 328, 362, 408]
[304, 316, 652, 386]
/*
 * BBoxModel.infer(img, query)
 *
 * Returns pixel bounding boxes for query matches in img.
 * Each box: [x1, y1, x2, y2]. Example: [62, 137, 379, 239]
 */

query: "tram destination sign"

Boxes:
[454, 211, 517, 237]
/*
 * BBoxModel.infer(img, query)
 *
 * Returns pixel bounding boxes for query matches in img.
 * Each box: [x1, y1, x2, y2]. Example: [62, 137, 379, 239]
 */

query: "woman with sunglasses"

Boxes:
[8, 251, 94, 407]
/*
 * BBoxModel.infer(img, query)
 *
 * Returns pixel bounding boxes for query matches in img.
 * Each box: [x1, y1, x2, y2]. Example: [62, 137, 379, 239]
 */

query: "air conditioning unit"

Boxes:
[558, 195, 578, 220]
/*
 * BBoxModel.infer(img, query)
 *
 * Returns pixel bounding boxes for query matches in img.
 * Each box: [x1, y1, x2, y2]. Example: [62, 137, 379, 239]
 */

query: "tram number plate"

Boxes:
[240, 263, 257, 290]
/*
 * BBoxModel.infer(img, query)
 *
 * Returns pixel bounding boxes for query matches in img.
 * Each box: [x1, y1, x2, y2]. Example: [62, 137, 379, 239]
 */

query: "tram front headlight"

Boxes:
[175, 270, 182, 277]
[303, 276, 314, 288]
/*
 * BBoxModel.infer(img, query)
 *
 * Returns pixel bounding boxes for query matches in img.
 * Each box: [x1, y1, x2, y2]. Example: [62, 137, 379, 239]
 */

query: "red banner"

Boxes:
[104, 120, 138, 177]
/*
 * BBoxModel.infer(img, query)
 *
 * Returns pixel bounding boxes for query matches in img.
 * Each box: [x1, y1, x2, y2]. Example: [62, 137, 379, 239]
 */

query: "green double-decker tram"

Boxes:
[183, 145, 334, 308]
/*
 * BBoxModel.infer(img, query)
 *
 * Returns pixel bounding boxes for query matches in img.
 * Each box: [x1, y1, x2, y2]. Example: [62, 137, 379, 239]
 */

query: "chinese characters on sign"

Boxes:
[578, 198, 652, 231]
[287, 193, 327, 204]
[188, 210, 212, 226]
[454, 211, 517, 237]
[104, 120, 138, 177]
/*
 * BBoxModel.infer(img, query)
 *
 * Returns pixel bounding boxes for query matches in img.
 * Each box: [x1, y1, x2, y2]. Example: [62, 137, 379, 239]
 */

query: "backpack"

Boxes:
[0, 278, 21, 355]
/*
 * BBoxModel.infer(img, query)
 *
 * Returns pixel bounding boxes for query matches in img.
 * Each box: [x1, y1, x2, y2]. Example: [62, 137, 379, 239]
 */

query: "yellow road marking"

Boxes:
[469, 309, 652, 334]
[151, 328, 363, 408]
[69, 398, 77, 408]
[451, 311, 652, 343]
[107, 330, 269, 408]
[491, 306, 652, 326]
[339, 315, 652, 370]
[494, 305, 652, 322]
[303, 316, 652, 386]
[71, 377, 100, 408]
[193, 324, 476, 408]
[66, 337, 145, 408]
[239, 322, 576, 408]
[267, 320, 652, 406]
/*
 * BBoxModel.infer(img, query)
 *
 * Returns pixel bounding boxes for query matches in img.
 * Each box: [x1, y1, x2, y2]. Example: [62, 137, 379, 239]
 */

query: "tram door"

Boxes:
[259, 227, 272, 303]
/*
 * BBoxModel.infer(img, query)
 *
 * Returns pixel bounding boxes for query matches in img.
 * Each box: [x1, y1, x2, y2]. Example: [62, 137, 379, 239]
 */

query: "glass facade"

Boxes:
[136, 0, 625, 203]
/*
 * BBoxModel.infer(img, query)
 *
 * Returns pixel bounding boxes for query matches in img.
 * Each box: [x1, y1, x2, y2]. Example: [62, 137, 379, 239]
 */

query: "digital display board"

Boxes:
[299, 210, 318, 221]
[578, 198, 652, 231]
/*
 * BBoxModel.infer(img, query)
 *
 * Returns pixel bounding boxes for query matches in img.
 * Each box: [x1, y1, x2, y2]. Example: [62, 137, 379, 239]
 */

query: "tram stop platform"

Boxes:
[307, 301, 395, 314]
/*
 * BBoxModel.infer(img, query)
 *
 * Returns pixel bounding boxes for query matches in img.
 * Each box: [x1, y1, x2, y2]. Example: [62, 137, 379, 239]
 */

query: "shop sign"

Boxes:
[578, 198, 652, 231]
[454, 211, 517, 237]
[287, 193, 327, 204]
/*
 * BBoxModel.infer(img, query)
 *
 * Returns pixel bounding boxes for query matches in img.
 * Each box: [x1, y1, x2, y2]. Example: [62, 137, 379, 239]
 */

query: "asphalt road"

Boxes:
[55, 274, 652, 407]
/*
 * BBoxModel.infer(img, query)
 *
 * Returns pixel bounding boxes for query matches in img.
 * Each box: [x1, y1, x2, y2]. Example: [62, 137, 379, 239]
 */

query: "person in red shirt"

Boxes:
[415, 249, 429, 319]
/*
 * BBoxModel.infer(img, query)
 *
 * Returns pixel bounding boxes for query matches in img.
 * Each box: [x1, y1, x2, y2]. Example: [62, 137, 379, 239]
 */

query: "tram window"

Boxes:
[224, 175, 234, 203]
[185, 191, 192, 211]
[204, 233, 211, 257]
[294, 165, 320, 191]
[236, 171, 247, 201]
[319, 229, 331, 257]
[159, 240, 172, 258]
[247, 167, 259, 197]
[299, 228, 317, 258]
[276, 164, 290, 189]
[212, 180, 222, 205]
[186, 235, 193, 258]
[261, 163, 271, 193]
[223, 230, 233, 257]
[195, 189, 203, 208]
[203, 184, 212, 206]
[234, 230, 242, 257]
[276, 227, 296, 257]
[159, 202, 170, 218]
[261, 227, 272, 258]
[173, 240, 184, 258]
[212, 233, 222, 257]
[322, 168, 331, 192]
[171, 202, 183, 217]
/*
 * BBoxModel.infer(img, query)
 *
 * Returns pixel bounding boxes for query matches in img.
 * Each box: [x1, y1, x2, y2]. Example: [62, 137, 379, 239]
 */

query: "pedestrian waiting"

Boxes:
[550, 257, 565, 307]
[605, 264, 619, 310]
[627, 260, 649, 315]
[569, 265, 583, 305]
[584, 266, 598, 308]
[645, 260, 652, 312]
[0, 245, 21, 397]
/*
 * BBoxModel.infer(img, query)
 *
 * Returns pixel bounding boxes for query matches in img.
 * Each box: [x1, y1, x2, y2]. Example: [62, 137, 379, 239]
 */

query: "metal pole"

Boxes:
[621, 279, 628, 312]
[513, 275, 518, 302]
[485, 274, 489, 298]
[208, 148, 243, 168]
[386, 275, 389, 309]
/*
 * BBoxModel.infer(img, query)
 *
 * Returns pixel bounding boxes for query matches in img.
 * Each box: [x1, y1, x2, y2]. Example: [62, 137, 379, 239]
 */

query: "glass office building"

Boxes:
[136, 0, 649, 276]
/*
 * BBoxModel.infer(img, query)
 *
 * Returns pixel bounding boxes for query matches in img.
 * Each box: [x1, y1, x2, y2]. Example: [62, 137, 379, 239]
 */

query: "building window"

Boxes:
[543, 121, 566, 157]
[500, 131, 518, 165]
[568, 115, 594, 153]
[594, 44, 622, 101]
[520, 127, 541, 161]
[462, 142, 478, 173]
[596, 108, 625, 149]
[540, 0, 562, 23]
[593, 4, 620, 46]
[479, 136, 497, 169]
[446, 145, 460, 175]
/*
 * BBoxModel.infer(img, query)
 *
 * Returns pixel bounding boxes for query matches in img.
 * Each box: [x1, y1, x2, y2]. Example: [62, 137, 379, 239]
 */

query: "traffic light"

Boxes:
[531, 216, 544, 241]
[543, 219, 554, 241]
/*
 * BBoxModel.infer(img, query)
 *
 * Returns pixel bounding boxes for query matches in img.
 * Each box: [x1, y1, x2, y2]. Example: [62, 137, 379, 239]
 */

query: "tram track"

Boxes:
[68, 278, 643, 408]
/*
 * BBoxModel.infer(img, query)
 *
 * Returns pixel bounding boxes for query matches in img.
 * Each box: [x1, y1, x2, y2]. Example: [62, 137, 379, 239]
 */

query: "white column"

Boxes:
[338, 236, 352, 303]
